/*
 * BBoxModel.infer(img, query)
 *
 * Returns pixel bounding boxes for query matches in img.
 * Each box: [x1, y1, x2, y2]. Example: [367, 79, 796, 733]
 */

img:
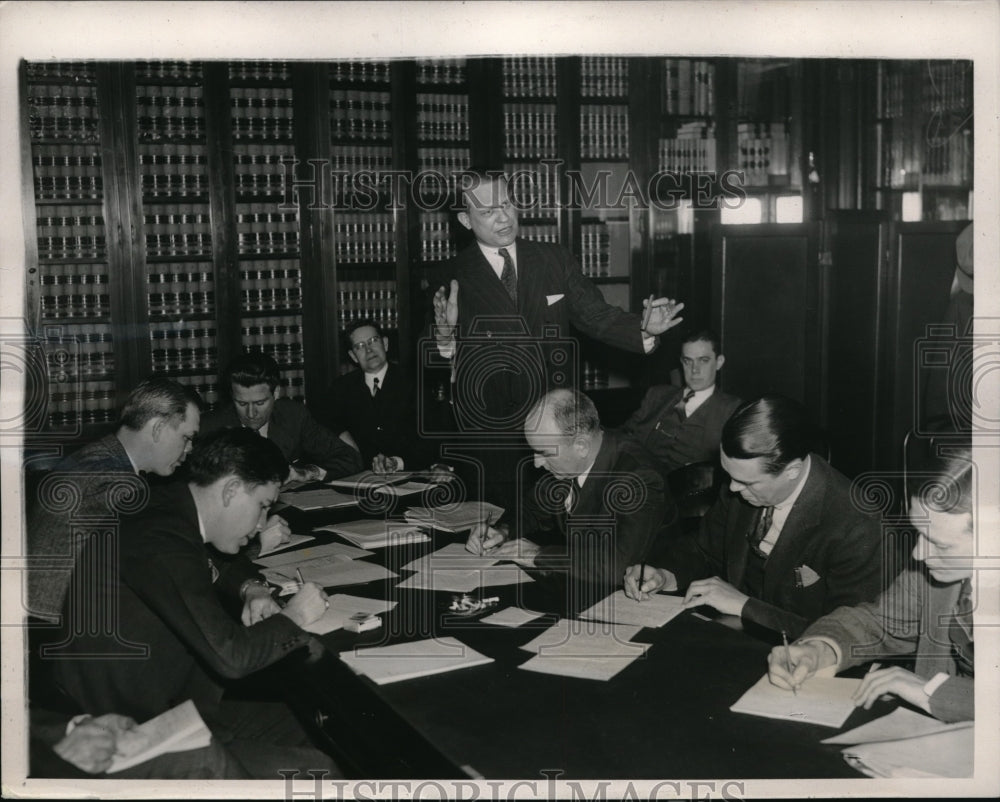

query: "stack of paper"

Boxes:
[106, 700, 212, 774]
[316, 519, 430, 549]
[257, 533, 315, 557]
[327, 470, 415, 489]
[480, 606, 546, 627]
[578, 590, 686, 628]
[260, 559, 397, 588]
[518, 619, 649, 681]
[403, 502, 505, 533]
[396, 565, 533, 593]
[340, 636, 494, 684]
[729, 673, 862, 728]
[301, 594, 398, 635]
[278, 487, 358, 510]
[253, 541, 373, 568]
[400, 542, 499, 572]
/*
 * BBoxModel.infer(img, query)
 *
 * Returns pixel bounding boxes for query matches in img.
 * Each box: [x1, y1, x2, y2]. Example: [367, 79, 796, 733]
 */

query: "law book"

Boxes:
[340, 636, 494, 685]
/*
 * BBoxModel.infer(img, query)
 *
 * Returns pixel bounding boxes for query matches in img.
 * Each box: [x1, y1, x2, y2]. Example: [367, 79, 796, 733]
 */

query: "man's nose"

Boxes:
[247, 406, 258, 418]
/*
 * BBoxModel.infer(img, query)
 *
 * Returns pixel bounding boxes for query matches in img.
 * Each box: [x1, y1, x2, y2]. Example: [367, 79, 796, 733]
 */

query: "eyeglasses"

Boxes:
[350, 335, 382, 353]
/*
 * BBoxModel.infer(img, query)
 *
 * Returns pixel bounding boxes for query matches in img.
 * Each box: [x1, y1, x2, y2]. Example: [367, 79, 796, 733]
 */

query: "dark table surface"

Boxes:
[270, 486, 892, 780]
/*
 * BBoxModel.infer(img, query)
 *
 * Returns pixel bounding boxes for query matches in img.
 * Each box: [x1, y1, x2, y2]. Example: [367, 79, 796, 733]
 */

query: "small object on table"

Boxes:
[448, 594, 501, 617]
[344, 613, 382, 633]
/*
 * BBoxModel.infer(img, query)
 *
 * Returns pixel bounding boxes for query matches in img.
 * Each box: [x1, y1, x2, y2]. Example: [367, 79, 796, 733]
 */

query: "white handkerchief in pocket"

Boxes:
[795, 564, 821, 588]
[546, 294, 565, 306]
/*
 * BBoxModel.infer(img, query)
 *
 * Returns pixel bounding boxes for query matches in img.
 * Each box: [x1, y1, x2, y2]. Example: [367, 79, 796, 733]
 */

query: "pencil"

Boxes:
[295, 567, 304, 588]
[782, 629, 797, 695]
[640, 293, 655, 330]
[637, 562, 646, 602]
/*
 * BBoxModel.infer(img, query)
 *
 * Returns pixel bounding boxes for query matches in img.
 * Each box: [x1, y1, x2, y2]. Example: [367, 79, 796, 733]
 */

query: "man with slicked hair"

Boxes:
[625, 395, 886, 637]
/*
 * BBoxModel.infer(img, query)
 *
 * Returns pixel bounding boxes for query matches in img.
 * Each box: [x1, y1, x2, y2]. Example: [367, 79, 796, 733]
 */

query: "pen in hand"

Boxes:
[295, 567, 305, 589]
[636, 563, 646, 603]
[782, 629, 797, 695]
[640, 293, 655, 331]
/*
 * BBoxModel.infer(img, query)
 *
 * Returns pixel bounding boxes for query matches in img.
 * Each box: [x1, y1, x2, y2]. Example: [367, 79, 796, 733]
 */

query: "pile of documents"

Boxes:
[403, 502, 505, 533]
[327, 470, 432, 497]
[395, 542, 534, 593]
[518, 619, 649, 681]
[317, 519, 430, 549]
[254, 541, 397, 588]
[340, 636, 494, 685]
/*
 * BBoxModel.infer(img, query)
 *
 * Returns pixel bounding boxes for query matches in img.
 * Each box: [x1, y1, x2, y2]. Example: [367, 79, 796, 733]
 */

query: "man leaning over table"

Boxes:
[624, 395, 885, 638]
[465, 388, 671, 601]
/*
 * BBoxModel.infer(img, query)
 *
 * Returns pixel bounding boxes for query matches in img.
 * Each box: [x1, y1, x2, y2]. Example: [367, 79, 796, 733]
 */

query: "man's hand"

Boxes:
[489, 538, 541, 567]
[465, 521, 508, 555]
[427, 463, 455, 483]
[286, 464, 325, 485]
[280, 581, 329, 628]
[623, 565, 677, 600]
[852, 666, 932, 713]
[433, 280, 459, 342]
[682, 576, 749, 616]
[256, 514, 291, 553]
[641, 297, 685, 336]
[767, 639, 838, 692]
[372, 453, 404, 474]
[241, 583, 281, 626]
[53, 714, 137, 774]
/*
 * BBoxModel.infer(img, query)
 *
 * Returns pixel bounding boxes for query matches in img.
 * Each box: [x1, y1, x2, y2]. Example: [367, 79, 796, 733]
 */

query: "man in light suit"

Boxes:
[432, 170, 685, 510]
[624, 395, 886, 638]
[620, 328, 742, 473]
[202, 352, 361, 484]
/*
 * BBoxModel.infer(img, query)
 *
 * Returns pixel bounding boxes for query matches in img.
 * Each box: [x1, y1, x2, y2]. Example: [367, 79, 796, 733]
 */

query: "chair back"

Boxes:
[667, 461, 722, 522]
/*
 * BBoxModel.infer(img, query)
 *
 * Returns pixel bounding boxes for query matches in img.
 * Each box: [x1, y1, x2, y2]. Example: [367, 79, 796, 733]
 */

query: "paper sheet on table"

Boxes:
[253, 541, 373, 568]
[317, 519, 431, 549]
[520, 619, 645, 656]
[822, 707, 974, 745]
[396, 565, 534, 593]
[340, 636, 494, 684]
[373, 482, 433, 497]
[519, 651, 648, 682]
[842, 726, 974, 778]
[278, 488, 358, 510]
[106, 700, 212, 774]
[403, 502, 505, 532]
[730, 673, 862, 728]
[261, 560, 397, 588]
[401, 542, 500, 572]
[578, 590, 685, 628]
[480, 606, 546, 627]
[301, 594, 398, 635]
[256, 532, 315, 557]
[326, 470, 414, 489]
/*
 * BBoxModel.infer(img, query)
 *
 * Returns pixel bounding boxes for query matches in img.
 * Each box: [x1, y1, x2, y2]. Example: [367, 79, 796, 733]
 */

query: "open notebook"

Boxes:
[340, 637, 494, 685]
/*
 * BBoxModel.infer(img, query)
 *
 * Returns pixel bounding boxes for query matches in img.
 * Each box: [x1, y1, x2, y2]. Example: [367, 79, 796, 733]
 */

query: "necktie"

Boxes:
[747, 505, 774, 558]
[949, 578, 974, 675]
[372, 377, 380, 397]
[564, 480, 577, 515]
[498, 247, 517, 303]
[675, 388, 695, 422]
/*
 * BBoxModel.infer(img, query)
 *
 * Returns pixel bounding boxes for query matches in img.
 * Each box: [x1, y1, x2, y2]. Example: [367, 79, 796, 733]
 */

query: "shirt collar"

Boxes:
[477, 241, 517, 275]
[774, 454, 812, 511]
[365, 364, 389, 392]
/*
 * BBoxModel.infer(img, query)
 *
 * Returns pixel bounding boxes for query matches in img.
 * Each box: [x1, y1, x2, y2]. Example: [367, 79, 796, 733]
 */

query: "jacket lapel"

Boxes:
[761, 456, 825, 595]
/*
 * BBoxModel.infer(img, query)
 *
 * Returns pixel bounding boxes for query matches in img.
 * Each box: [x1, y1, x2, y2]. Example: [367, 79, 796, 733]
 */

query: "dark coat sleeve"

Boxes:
[282, 400, 363, 478]
[562, 251, 648, 354]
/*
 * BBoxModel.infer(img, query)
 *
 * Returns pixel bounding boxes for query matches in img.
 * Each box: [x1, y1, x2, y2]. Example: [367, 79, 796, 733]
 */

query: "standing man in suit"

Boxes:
[432, 170, 685, 510]
[624, 395, 885, 638]
[202, 352, 361, 483]
[620, 328, 742, 472]
[26, 377, 200, 623]
[466, 389, 670, 604]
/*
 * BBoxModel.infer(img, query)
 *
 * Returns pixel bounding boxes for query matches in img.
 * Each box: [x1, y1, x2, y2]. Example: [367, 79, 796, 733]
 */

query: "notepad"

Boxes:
[480, 606, 546, 627]
[301, 594, 398, 635]
[842, 726, 974, 778]
[403, 502, 505, 532]
[396, 565, 534, 593]
[253, 541, 373, 568]
[578, 590, 686, 628]
[340, 636, 494, 684]
[729, 673, 862, 728]
[106, 700, 212, 774]
[517, 619, 648, 681]
[326, 469, 414, 489]
[401, 542, 500, 572]
[373, 482, 433, 497]
[278, 488, 358, 510]
[822, 707, 974, 745]
[317, 519, 431, 549]
[257, 532, 315, 557]
[261, 560, 397, 588]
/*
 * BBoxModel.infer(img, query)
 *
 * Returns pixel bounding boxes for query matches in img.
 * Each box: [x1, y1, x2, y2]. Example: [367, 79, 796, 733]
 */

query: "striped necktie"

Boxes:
[675, 388, 695, 421]
[747, 505, 774, 558]
[498, 247, 517, 303]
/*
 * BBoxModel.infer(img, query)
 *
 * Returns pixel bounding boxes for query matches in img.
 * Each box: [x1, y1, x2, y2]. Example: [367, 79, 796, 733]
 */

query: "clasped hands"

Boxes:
[622, 567, 749, 616]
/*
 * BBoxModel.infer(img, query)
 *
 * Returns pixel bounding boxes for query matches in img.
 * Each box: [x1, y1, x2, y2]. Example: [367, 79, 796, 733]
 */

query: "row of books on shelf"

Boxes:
[230, 87, 292, 111]
[231, 116, 292, 143]
[663, 59, 715, 117]
[580, 360, 611, 391]
[229, 62, 292, 83]
[40, 281, 111, 320]
[335, 281, 398, 331]
[416, 59, 466, 85]
[25, 62, 97, 82]
[239, 262, 301, 312]
[334, 214, 395, 263]
[136, 61, 202, 81]
[331, 60, 392, 85]
[520, 224, 560, 244]
[32, 145, 103, 199]
[504, 105, 558, 160]
[581, 57, 628, 98]
[921, 62, 971, 113]
[37, 237, 106, 262]
[736, 121, 789, 185]
[922, 131, 973, 186]
[331, 144, 393, 173]
[28, 98, 100, 143]
[502, 57, 556, 98]
[44, 323, 114, 382]
[420, 213, 456, 262]
[48, 379, 119, 426]
[658, 123, 718, 173]
[416, 94, 469, 142]
[150, 325, 218, 373]
[241, 319, 305, 367]
[878, 69, 906, 120]
[416, 147, 472, 189]
[580, 105, 629, 160]
[580, 224, 611, 277]
[147, 268, 215, 316]
[27, 85, 98, 111]
[330, 90, 392, 141]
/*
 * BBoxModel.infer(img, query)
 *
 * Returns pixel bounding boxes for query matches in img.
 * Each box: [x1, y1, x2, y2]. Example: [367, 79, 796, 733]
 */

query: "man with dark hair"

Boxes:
[201, 351, 361, 483]
[624, 395, 885, 637]
[620, 328, 742, 472]
[52, 428, 337, 778]
[466, 388, 670, 600]
[432, 170, 685, 511]
[26, 377, 200, 622]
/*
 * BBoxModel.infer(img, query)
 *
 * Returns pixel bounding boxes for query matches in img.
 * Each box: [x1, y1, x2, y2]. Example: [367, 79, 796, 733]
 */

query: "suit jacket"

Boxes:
[201, 397, 361, 478]
[449, 238, 648, 430]
[803, 568, 974, 722]
[26, 433, 146, 623]
[662, 454, 885, 637]
[53, 481, 313, 723]
[320, 363, 432, 468]
[621, 384, 742, 472]
[525, 431, 671, 595]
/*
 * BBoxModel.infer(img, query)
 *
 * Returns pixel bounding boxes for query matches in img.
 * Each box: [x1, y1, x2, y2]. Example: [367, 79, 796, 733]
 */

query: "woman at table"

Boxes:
[767, 446, 975, 723]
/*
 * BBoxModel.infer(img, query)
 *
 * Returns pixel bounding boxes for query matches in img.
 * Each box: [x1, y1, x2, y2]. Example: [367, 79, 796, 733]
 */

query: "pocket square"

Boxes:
[546, 294, 565, 306]
[794, 565, 821, 588]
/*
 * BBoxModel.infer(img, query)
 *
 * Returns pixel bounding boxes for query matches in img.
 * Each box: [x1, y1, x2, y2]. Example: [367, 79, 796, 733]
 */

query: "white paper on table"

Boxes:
[578, 590, 685, 628]
[326, 470, 414, 490]
[401, 542, 500, 572]
[729, 673, 862, 728]
[520, 619, 645, 657]
[256, 532, 316, 557]
[253, 541, 373, 568]
[822, 707, 974, 745]
[278, 488, 358, 510]
[316, 519, 430, 549]
[480, 606, 546, 627]
[301, 594, 398, 635]
[374, 482, 433, 497]
[842, 726, 974, 778]
[518, 651, 648, 682]
[397, 565, 534, 593]
[403, 502, 505, 532]
[106, 700, 212, 774]
[261, 560, 397, 588]
[340, 636, 494, 685]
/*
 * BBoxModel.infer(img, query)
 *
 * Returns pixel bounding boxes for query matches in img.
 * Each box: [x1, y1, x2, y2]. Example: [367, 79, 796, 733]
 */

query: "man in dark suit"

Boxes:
[466, 389, 670, 603]
[26, 377, 200, 623]
[620, 328, 742, 472]
[624, 395, 885, 638]
[431, 170, 685, 510]
[52, 428, 338, 778]
[201, 352, 361, 483]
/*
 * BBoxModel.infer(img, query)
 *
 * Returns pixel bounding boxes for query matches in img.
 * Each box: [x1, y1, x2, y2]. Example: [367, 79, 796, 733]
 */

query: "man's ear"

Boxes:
[457, 210, 471, 231]
[348, 350, 359, 366]
[381, 337, 389, 355]
[221, 477, 242, 508]
[781, 458, 804, 484]
[572, 434, 590, 458]
[715, 354, 726, 370]
[150, 416, 165, 442]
